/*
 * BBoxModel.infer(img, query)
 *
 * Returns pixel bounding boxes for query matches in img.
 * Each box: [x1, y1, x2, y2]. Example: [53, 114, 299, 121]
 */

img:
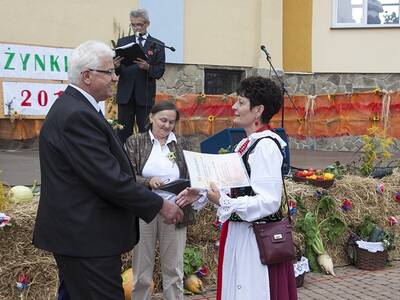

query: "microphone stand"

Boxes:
[141, 36, 176, 52]
[260, 46, 300, 128]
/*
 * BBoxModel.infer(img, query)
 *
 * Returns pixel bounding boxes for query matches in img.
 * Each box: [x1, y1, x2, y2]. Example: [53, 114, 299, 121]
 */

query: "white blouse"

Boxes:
[217, 130, 286, 223]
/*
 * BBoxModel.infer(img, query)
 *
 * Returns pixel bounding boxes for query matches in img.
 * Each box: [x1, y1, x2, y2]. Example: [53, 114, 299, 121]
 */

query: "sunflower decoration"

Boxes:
[196, 93, 206, 104]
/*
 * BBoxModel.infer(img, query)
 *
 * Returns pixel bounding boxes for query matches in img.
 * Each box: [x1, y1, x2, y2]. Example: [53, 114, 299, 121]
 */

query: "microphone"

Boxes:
[260, 45, 270, 57]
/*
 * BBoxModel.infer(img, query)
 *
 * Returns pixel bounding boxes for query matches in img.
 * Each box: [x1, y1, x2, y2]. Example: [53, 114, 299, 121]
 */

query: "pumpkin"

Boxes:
[121, 268, 154, 299]
[8, 185, 33, 203]
[121, 268, 134, 300]
[184, 274, 203, 294]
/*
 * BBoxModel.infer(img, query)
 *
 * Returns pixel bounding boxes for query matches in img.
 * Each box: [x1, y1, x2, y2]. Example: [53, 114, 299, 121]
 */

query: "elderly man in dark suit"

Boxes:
[115, 8, 166, 143]
[33, 40, 183, 300]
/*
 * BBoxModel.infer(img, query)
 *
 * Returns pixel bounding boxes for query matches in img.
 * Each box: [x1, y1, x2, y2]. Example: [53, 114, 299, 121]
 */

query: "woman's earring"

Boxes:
[255, 120, 260, 127]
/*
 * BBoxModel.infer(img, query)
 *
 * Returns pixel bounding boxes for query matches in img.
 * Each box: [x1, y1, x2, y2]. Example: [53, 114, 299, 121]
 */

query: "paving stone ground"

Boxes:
[152, 261, 400, 300]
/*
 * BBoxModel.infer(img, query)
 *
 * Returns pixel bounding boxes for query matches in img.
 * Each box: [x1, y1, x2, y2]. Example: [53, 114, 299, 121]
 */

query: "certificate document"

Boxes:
[183, 150, 250, 189]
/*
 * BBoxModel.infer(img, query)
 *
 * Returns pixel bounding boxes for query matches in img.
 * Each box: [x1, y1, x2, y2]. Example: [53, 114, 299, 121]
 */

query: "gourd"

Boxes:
[9, 185, 33, 203]
[121, 268, 134, 300]
[184, 274, 203, 294]
[121, 268, 154, 300]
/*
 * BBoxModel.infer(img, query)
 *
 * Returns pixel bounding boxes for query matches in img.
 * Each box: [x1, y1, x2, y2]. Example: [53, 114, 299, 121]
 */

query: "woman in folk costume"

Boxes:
[178, 76, 297, 300]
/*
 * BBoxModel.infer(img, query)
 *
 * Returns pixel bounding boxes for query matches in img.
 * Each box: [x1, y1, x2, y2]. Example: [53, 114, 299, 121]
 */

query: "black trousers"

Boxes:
[118, 99, 151, 144]
[54, 253, 124, 300]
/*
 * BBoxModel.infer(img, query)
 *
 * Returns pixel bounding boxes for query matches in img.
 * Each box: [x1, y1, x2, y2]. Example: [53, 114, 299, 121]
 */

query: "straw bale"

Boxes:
[1, 170, 399, 298]
[0, 199, 58, 300]
[286, 168, 400, 266]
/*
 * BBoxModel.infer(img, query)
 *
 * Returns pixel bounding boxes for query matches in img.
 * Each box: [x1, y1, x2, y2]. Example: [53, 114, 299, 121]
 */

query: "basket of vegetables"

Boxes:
[347, 216, 395, 270]
[293, 169, 335, 189]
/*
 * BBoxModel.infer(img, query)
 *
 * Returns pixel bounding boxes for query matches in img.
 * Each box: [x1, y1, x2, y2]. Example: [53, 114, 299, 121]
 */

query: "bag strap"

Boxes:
[241, 136, 291, 223]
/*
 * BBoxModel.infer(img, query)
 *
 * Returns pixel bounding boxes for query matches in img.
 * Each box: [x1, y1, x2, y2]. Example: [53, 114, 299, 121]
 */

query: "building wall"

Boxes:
[184, 0, 282, 68]
[283, 0, 312, 72]
[0, 0, 136, 48]
[312, 1, 400, 73]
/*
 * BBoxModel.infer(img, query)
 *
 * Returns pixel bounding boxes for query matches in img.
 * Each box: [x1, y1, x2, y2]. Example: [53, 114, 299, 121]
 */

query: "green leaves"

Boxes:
[183, 246, 203, 276]
[320, 216, 346, 243]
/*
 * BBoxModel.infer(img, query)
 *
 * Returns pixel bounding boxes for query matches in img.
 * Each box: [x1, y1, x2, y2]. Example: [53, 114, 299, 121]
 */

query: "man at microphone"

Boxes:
[114, 8, 166, 143]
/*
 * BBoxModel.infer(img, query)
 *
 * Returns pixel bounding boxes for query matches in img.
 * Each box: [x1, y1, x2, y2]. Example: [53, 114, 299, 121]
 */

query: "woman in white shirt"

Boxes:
[125, 101, 201, 300]
[177, 77, 297, 300]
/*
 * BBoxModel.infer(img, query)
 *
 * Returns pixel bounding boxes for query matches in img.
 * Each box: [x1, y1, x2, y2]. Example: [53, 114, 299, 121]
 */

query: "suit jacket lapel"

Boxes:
[65, 86, 135, 175]
[143, 35, 153, 54]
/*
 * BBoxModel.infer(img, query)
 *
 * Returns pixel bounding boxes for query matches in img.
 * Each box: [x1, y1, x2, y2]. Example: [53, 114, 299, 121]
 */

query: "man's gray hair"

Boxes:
[68, 40, 114, 85]
[130, 8, 150, 23]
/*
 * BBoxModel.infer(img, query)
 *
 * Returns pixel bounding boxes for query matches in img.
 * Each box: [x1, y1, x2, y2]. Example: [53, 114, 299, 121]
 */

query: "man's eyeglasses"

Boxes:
[130, 22, 145, 28]
[88, 68, 116, 76]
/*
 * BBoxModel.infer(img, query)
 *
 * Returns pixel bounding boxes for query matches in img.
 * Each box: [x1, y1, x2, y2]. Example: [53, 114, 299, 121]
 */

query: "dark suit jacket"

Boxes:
[33, 86, 163, 257]
[115, 34, 165, 106]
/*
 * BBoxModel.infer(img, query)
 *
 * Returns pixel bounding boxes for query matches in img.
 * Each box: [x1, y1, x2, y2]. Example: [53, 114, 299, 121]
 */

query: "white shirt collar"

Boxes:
[148, 130, 177, 145]
[234, 129, 287, 153]
[136, 32, 149, 39]
[69, 84, 102, 113]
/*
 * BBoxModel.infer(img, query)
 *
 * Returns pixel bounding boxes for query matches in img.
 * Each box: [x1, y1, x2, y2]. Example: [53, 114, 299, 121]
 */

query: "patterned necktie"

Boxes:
[138, 35, 144, 48]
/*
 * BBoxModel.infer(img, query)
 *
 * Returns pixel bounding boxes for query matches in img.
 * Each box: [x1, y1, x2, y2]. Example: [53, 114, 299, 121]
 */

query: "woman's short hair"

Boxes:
[130, 8, 150, 23]
[237, 76, 283, 123]
[68, 40, 114, 85]
[149, 101, 180, 125]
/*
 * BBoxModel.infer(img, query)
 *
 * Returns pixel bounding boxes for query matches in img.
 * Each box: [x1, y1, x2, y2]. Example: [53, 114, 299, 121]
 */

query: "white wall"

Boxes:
[312, 1, 400, 73]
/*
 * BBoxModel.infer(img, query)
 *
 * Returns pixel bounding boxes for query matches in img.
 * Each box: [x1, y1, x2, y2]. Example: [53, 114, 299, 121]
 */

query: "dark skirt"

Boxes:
[268, 260, 298, 300]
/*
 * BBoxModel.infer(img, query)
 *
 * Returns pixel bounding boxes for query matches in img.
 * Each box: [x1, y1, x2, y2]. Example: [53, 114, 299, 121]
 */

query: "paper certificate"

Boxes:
[183, 150, 250, 189]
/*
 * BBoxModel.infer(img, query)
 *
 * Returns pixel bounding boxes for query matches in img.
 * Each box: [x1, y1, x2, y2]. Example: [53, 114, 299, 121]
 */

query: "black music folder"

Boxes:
[115, 42, 147, 66]
[159, 179, 191, 195]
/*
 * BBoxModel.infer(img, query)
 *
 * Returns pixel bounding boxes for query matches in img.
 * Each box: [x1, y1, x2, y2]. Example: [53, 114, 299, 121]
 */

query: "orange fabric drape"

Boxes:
[1, 91, 399, 140]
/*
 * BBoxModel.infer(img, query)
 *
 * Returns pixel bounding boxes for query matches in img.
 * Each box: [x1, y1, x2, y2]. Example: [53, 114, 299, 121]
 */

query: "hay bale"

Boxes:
[286, 168, 400, 266]
[0, 199, 58, 300]
[2, 170, 399, 298]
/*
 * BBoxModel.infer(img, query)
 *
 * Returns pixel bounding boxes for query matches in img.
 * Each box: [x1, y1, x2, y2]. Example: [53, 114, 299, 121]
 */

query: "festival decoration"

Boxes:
[388, 216, 398, 226]
[0, 212, 11, 228]
[166, 152, 176, 167]
[195, 265, 209, 278]
[16, 274, 30, 291]
[107, 119, 124, 130]
[212, 220, 222, 230]
[289, 200, 297, 216]
[394, 192, 400, 203]
[376, 183, 384, 194]
[341, 199, 352, 212]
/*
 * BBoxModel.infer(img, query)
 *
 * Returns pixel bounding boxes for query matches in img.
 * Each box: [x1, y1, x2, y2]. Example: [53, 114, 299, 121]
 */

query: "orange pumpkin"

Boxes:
[121, 268, 154, 299]
[121, 268, 134, 300]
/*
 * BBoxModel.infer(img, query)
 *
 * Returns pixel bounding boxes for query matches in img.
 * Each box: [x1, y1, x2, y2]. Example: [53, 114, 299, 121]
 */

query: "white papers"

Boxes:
[115, 42, 137, 50]
[183, 150, 250, 189]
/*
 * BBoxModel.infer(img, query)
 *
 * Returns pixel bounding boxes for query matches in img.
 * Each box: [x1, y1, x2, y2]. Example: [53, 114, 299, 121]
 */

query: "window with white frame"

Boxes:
[332, 0, 400, 27]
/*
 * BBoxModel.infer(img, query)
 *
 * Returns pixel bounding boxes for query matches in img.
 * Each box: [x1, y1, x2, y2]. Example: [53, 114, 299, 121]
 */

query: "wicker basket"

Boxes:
[295, 273, 305, 288]
[310, 179, 334, 189]
[354, 246, 388, 270]
[292, 175, 334, 189]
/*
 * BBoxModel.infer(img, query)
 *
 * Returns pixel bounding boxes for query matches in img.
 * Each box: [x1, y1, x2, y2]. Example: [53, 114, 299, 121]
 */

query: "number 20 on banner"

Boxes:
[2, 82, 67, 116]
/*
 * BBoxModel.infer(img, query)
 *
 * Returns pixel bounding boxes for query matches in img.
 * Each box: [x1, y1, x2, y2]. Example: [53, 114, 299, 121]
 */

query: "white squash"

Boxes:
[8, 185, 33, 203]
